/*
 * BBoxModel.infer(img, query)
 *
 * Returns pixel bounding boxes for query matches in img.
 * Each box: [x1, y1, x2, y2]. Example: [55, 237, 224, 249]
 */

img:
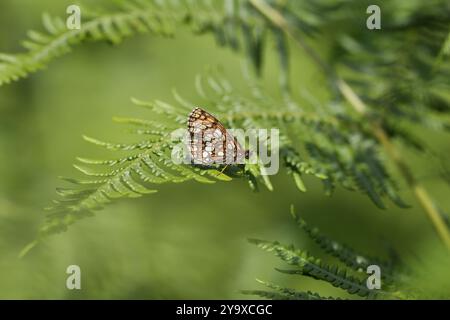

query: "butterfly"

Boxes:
[187, 107, 249, 166]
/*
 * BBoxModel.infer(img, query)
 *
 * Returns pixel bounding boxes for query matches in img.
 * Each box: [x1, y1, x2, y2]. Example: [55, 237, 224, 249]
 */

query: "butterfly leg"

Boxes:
[216, 164, 229, 176]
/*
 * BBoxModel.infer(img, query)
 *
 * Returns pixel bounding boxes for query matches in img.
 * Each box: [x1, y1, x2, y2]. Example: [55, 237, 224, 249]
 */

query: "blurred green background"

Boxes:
[0, 0, 449, 299]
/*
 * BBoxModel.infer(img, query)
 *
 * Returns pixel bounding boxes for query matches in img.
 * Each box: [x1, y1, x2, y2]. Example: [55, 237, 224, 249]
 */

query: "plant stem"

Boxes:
[249, 0, 450, 250]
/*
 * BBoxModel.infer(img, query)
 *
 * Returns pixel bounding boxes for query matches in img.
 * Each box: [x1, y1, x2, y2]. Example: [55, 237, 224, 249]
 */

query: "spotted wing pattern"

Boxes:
[187, 107, 246, 165]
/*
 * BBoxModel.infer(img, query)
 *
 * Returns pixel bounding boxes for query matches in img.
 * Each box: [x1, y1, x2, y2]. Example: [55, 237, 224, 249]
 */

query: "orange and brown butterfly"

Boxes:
[187, 107, 249, 166]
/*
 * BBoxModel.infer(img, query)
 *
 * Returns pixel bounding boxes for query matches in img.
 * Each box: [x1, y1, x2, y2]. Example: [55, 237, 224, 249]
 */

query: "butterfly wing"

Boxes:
[187, 107, 245, 165]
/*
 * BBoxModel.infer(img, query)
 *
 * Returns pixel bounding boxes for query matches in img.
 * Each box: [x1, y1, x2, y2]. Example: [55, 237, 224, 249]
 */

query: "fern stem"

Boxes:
[222, 109, 338, 126]
[372, 126, 450, 250]
[250, 0, 450, 251]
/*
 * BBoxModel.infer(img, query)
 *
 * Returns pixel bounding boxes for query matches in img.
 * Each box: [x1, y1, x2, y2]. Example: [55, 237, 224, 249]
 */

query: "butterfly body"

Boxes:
[188, 107, 248, 166]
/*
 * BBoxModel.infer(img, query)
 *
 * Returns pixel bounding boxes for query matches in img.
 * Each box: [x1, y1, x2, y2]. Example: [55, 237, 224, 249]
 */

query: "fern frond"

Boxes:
[289, 206, 390, 273]
[331, 2, 450, 134]
[244, 207, 411, 300]
[248, 238, 377, 298]
[0, 0, 311, 87]
[23, 70, 412, 247]
[40, 131, 226, 238]
[0, 2, 179, 85]
[241, 279, 338, 300]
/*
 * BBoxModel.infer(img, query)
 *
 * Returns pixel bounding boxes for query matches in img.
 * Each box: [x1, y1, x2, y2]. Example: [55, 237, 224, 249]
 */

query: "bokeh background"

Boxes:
[0, 0, 449, 299]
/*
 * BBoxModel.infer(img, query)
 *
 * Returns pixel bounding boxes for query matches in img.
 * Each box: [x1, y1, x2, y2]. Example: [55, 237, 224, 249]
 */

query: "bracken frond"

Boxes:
[17, 70, 415, 253]
[245, 207, 411, 300]
[289, 205, 391, 273]
[248, 238, 377, 298]
[241, 280, 340, 300]
[0, 0, 309, 87]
